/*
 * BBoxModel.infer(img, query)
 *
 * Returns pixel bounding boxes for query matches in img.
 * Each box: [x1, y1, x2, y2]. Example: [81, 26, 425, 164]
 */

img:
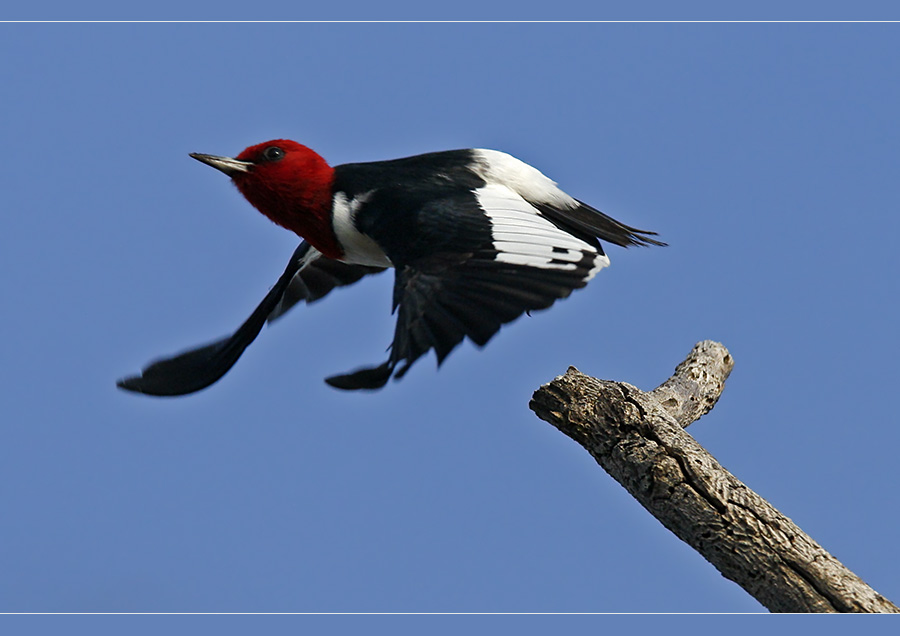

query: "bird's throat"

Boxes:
[236, 177, 343, 260]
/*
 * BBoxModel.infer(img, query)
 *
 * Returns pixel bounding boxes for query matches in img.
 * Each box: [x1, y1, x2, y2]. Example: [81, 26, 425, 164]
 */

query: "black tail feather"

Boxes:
[537, 200, 666, 248]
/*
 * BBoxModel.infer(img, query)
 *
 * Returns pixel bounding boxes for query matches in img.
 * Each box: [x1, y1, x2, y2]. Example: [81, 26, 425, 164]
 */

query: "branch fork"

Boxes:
[530, 341, 897, 613]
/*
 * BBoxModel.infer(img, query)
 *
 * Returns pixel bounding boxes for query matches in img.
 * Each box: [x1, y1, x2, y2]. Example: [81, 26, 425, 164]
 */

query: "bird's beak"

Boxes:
[190, 153, 253, 177]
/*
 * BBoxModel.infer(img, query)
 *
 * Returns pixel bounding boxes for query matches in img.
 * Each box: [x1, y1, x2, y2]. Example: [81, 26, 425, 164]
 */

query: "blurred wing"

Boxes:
[117, 242, 383, 396]
[268, 255, 385, 322]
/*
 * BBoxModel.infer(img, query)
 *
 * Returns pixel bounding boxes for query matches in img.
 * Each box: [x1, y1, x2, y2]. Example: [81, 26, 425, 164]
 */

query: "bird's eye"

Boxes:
[262, 146, 285, 162]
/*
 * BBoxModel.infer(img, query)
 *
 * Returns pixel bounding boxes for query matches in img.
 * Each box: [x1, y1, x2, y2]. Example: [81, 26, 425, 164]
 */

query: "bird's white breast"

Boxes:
[331, 191, 394, 267]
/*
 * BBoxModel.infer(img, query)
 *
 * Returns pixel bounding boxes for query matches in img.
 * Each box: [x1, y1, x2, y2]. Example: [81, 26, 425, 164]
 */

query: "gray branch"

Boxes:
[529, 341, 898, 613]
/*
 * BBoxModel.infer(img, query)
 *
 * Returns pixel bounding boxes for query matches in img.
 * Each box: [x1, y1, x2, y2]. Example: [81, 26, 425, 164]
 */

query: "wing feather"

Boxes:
[117, 243, 383, 396]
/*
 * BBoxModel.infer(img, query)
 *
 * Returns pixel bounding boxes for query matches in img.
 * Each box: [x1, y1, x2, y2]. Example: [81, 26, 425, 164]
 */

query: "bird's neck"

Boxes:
[237, 172, 343, 260]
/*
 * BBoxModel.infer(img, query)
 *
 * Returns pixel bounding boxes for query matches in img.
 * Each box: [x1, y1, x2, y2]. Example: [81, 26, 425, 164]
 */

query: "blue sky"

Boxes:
[2, 21, 899, 618]
[9, 2, 900, 20]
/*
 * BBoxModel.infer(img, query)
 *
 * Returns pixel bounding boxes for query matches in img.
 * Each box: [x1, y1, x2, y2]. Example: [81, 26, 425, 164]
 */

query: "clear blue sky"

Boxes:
[2, 20, 900, 619]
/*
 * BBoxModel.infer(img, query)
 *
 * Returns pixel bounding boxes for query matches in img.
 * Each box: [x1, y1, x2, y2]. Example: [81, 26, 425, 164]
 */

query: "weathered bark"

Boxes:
[529, 341, 898, 613]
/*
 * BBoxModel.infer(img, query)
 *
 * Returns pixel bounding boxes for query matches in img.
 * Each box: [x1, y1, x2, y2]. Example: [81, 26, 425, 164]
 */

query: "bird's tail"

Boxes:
[538, 200, 666, 248]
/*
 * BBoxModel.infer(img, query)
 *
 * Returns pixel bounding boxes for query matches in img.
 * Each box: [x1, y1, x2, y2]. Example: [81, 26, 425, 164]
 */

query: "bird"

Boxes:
[117, 140, 664, 396]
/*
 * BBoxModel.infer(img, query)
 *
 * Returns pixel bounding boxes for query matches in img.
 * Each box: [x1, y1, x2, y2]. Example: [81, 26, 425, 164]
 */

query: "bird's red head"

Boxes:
[192, 139, 340, 258]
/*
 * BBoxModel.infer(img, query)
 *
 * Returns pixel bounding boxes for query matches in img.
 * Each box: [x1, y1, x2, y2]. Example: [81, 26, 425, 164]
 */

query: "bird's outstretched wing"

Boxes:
[117, 242, 385, 396]
[325, 184, 660, 390]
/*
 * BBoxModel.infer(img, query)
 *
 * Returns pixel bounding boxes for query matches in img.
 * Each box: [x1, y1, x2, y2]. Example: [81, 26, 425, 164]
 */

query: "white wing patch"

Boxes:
[475, 184, 609, 279]
[472, 149, 579, 210]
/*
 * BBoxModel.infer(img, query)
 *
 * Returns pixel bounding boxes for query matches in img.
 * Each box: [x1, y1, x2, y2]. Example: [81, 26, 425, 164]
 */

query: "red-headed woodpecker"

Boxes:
[117, 140, 664, 395]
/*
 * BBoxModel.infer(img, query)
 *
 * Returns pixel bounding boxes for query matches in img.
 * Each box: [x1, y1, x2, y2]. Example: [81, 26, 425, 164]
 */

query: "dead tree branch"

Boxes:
[529, 341, 898, 613]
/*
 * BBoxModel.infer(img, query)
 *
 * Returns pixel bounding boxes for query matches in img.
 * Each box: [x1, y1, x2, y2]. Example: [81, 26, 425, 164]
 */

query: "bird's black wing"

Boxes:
[324, 185, 613, 390]
[324, 251, 597, 390]
[117, 242, 384, 396]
